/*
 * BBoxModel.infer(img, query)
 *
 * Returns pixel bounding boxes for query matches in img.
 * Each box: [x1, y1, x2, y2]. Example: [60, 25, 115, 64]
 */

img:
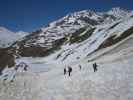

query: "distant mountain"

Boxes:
[12, 8, 133, 61]
[0, 27, 17, 48]
[0, 7, 133, 71]
[0, 27, 29, 48]
[16, 31, 29, 38]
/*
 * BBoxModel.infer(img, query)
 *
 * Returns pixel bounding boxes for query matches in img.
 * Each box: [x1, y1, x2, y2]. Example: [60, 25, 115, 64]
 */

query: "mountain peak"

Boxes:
[0, 26, 9, 32]
[111, 7, 126, 11]
[107, 7, 130, 18]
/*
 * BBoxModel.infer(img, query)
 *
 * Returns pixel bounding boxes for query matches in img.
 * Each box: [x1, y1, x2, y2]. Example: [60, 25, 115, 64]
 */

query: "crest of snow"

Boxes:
[107, 7, 130, 18]
[16, 31, 29, 38]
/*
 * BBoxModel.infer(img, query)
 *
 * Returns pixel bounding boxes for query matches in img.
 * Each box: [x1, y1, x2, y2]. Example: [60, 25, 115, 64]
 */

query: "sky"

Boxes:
[0, 0, 133, 32]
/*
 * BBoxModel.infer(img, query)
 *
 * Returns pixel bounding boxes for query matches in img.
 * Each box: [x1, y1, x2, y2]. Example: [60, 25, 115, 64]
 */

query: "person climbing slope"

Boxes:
[79, 64, 82, 70]
[68, 66, 72, 76]
[64, 67, 66, 75]
[93, 62, 98, 72]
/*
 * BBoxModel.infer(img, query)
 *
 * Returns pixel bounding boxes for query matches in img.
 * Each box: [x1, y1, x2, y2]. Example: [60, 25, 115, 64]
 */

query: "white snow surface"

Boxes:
[0, 33, 133, 100]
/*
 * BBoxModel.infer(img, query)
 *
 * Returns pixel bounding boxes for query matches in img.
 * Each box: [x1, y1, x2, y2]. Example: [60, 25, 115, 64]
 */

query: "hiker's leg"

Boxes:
[94, 67, 96, 72]
[93, 66, 95, 72]
[95, 67, 97, 72]
[69, 72, 70, 76]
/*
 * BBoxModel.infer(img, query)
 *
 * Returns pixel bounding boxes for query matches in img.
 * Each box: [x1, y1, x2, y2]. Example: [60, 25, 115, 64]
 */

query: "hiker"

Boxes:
[79, 65, 82, 70]
[93, 62, 98, 72]
[68, 66, 72, 76]
[19, 62, 26, 68]
[24, 64, 28, 71]
[14, 64, 19, 71]
[64, 68, 66, 75]
[15, 62, 29, 72]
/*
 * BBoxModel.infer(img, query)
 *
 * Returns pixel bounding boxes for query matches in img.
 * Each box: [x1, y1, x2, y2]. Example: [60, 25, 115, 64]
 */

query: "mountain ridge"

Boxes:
[12, 8, 133, 59]
[0, 7, 133, 72]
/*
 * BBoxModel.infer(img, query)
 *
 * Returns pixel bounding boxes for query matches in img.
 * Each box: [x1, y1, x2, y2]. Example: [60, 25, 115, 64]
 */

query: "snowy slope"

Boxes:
[54, 15, 133, 64]
[0, 7, 133, 100]
[1, 33, 133, 100]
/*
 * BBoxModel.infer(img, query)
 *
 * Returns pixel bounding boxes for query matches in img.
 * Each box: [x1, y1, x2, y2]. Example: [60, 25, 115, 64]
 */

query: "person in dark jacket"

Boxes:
[68, 66, 72, 76]
[14, 64, 19, 71]
[93, 62, 98, 72]
[64, 68, 66, 75]
[79, 65, 82, 70]
[24, 64, 28, 71]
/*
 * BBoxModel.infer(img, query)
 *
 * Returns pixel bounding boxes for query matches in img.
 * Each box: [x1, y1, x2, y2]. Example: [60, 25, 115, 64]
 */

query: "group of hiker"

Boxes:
[14, 62, 29, 72]
[64, 66, 72, 76]
[64, 62, 98, 77]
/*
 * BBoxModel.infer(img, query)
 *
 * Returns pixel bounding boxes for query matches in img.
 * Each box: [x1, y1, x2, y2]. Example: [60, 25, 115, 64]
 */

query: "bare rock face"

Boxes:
[0, 48, 15, 74]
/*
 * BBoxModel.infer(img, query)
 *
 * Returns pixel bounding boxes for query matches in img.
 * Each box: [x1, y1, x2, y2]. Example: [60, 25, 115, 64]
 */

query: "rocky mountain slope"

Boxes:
[12, 8, 133, 63]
